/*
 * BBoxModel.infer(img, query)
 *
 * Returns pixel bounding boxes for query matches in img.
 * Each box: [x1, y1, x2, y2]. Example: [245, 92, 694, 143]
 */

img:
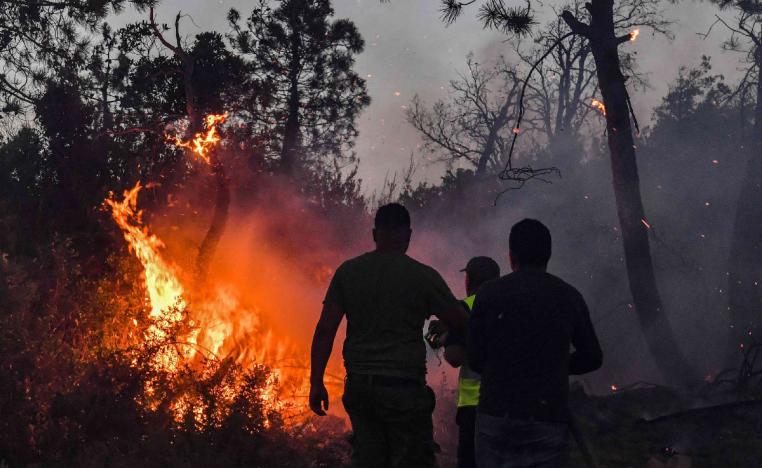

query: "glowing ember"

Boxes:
[611, 384, 618, 392]
[629, 29, 640, 42]
[641, 218, 652, 230]
[167, 113, 228, 165]
[591, 99, 606, 116]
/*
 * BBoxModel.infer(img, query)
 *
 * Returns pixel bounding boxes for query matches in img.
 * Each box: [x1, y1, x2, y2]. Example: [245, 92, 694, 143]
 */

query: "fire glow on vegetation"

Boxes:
[629, 29, 640, 42]
[591, 99, 606, 117]
[167, 113, 228, 165]
[105, 113, 315, 426]
[105, 183, 190, 370]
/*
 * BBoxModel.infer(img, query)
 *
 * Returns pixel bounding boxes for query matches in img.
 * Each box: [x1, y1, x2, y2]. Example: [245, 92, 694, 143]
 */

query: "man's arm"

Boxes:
[309, 301, 344, 416]
[467, 294, 488, 373]
[426, 268, 469, 338]
[433, 301, 468, 339]
[569, 291, 603, 375]
[444, 345, 466, 368]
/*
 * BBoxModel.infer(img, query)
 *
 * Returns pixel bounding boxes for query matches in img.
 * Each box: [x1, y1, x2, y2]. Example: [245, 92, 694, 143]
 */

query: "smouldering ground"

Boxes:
[569, 386, 762, 467]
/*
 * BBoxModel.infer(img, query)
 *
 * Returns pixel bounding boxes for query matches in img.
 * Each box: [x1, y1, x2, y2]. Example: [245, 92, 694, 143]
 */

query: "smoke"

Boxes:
[106, 0, 756, 421]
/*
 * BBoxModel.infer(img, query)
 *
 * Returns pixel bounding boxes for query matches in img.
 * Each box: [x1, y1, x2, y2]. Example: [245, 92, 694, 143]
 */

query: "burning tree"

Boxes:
[558, 0, 699, 387]
[438, 0, 699, 387]
[147, 9, 233, 286]
[0, 1, 370, 464]
[514, 0, 666, 157]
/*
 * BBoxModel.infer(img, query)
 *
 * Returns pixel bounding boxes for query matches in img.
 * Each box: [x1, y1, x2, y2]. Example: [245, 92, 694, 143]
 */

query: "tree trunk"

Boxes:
[182, 55, 203, 135]
[477, 100, 511, 175]
[149, 7, 228, 286]
[280, 23, 302, 175]
[195, 158, 230, 286]
[725, 45, 762, 363]
[563, 0, 698, 387]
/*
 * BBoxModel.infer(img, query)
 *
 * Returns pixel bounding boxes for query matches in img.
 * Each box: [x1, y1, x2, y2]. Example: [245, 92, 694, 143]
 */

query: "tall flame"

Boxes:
[105, 112, 319, 425]
[168, 113, 228, 165]
[629, 29, 640, 42]
[105, 182, 186, 330]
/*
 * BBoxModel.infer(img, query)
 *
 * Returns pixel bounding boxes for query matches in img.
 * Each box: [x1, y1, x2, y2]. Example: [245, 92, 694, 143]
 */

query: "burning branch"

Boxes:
[167, 113, 228, 165]
[150, 4, 230, 288]
[591, 98, 607, 116]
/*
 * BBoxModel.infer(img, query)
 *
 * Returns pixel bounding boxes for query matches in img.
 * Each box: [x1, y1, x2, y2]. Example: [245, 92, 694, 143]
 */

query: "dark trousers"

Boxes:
[456, 406, 477, 468]
[475, 412, 569, 468]
[342, 374, 437, 468]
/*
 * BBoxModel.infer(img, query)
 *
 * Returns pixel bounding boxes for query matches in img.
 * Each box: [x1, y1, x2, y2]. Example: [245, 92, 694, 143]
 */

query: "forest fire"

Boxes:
[103, 113, 317, 426]
[105, 183, 188, 369]
[8, 0, 762, 465]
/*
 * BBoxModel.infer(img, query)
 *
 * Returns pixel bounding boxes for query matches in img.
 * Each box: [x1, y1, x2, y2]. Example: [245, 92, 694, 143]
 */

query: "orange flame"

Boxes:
[591, 99, 606, 117]
[105, 183, 186, 333]
[168, 113, 228, 165]
[105, 183, 195, 374]
[106, 111, 326, 424]
[629, 29, 640, 42]
[106, 183, 310, 422]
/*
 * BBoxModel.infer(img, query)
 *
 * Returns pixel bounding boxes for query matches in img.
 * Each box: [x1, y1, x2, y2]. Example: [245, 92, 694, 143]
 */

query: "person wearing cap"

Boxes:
[468, 219, 602, 467]
[444, 257, 501, 468]
[309, 203, 468, 468]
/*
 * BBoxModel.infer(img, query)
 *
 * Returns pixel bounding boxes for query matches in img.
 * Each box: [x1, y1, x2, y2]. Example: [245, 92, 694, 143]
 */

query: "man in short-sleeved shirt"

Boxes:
[309, 203, 467, 468]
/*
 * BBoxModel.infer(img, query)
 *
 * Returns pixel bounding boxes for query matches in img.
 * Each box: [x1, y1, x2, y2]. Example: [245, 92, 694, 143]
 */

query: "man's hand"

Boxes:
[310, 302, 343, 416]
[427, 319, 448, 336]
[425, 319, 449, 349]
[309, 382, 329, 416]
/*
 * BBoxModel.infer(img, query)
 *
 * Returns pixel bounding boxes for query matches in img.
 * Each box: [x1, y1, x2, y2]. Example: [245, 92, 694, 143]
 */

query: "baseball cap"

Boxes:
[460, 256, 500, 279]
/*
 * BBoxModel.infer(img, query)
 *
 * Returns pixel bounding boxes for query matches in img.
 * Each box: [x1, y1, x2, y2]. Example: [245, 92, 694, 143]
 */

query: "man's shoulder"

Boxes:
[473, 275, 505, 299]
[407, 256, 440, 275]
[543, 273, 586, 303]
[477, 272, 580, 294]
[337, 252, 437, 275]
[337, 251, 374, 269]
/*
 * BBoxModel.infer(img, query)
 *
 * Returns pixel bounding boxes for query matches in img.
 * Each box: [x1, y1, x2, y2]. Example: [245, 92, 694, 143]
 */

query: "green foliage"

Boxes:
[0, 0, 156, 115]
[229, 0, 371, 167]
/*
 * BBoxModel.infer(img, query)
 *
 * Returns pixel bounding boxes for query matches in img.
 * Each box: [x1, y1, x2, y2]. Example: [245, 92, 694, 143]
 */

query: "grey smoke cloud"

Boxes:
[111, 0, 742, 190]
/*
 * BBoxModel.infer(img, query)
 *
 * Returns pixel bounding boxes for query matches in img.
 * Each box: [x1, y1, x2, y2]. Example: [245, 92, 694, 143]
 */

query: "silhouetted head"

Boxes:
[461, 256, 501, 296]
[509, 219, 551, 272]
[373, 203, 411, 253]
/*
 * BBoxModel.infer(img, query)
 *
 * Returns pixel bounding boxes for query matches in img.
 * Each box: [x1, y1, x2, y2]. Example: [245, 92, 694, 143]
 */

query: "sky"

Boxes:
[112, 0, 746, 191]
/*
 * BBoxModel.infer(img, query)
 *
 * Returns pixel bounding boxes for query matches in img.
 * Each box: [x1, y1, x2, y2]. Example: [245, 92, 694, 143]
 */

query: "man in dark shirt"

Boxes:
[468, 219, 602, 468]
[309, 203, 467, 468]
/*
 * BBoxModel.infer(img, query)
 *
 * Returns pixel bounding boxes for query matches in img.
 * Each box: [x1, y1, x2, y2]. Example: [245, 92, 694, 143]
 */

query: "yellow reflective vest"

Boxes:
[457, 295, 480, 408]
